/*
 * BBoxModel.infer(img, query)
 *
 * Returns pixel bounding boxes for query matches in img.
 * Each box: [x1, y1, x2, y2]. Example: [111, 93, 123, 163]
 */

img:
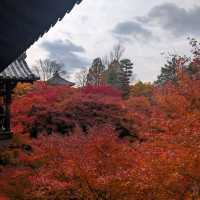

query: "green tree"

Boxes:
[155, 55, 179, 85]
[185, 38, 200, 79]
[120, 59, 133, 82]
[119, 59, 134, 96]
[106, 60, 122, 88]
[105, 59, 134, 97]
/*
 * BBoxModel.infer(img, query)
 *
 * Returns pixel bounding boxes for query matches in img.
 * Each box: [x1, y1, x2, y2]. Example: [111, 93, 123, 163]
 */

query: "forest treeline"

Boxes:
[1, 38, 200, 199]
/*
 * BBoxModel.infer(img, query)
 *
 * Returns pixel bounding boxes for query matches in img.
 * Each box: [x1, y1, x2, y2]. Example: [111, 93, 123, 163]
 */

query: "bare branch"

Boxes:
[32, 59, 67, 81]
[75, 69, 88, 87]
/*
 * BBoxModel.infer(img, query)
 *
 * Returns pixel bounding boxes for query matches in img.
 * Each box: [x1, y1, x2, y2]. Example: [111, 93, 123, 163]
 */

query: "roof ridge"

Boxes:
[0, 56, 38, 82]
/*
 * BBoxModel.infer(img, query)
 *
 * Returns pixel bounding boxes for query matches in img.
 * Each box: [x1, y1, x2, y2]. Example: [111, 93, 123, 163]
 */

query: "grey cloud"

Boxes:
[137, 3, 200, 37]
[112, 21, 154, 42]
[41, 39, 89, 72]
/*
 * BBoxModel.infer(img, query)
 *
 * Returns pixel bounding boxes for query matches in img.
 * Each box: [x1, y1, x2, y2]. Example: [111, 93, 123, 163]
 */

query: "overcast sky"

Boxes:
[26, 0, 200, 82]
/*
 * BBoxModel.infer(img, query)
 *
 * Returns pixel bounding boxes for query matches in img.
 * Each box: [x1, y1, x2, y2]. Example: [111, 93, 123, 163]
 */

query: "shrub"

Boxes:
[12, 83, 136, 138]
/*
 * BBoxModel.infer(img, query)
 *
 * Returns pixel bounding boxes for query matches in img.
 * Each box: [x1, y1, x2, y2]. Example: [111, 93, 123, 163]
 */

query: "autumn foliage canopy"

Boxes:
[1, 41, 200, 199]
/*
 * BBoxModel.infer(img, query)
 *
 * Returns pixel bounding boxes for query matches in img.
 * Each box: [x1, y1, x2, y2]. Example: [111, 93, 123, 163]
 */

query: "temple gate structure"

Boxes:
[0, 53, 38, 140]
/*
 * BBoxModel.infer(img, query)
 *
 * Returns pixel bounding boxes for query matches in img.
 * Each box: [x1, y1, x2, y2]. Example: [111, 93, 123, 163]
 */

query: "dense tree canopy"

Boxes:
[1, 39, 200, 200]
[86, 45, 134, 97]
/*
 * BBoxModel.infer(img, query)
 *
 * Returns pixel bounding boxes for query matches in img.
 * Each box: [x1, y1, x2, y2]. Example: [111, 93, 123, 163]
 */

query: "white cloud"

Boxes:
[27, 0, 200, 82]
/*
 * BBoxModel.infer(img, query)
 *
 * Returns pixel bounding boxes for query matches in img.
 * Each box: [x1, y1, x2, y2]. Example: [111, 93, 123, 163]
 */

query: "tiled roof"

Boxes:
[0, 54, 38, 81]
[47, 73, 75, 86]
[0, 0, 82, 72]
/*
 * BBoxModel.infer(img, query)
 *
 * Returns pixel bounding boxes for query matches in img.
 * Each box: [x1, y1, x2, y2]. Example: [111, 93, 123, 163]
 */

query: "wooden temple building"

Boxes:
[0, 53, 38, 140]
[47, 73, 75, 86]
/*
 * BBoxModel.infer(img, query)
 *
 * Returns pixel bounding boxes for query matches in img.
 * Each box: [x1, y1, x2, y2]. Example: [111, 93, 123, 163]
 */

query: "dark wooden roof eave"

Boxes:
[0, 0, 82, 72]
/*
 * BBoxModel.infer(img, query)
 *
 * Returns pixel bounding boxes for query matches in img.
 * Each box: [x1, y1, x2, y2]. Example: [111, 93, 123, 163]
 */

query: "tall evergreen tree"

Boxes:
[155, 56, 179, 85]
[119, 59, 134, 96]
[120, 59, 134, 85]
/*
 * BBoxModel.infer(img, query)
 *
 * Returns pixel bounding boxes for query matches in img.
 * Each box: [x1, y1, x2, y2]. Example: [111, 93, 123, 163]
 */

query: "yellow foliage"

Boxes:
[130, 81, 153, 97]
[14, 83, 33, 96]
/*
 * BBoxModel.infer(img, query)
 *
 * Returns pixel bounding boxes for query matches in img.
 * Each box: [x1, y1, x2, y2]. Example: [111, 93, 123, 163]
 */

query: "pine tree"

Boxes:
[120, 59, 133, 85]
[119, 59, 134, 97]
[155, 56, 178, 85]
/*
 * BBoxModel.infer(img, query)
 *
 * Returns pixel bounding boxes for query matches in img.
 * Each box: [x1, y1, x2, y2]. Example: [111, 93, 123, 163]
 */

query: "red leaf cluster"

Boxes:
[1, 69, 200, 199]
[12, 82, 136, 138]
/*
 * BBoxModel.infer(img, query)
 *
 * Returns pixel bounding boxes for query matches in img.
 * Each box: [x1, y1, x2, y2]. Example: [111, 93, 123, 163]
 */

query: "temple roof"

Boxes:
[47, 73, 75, 86]
[0, 0, 82, 72]
[0, 54, 38, 82]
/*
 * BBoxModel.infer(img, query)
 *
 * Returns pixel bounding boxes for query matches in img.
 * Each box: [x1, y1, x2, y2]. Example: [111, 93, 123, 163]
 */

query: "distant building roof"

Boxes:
[0, 53, 38, 82]
[47, 73, 75, 86]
